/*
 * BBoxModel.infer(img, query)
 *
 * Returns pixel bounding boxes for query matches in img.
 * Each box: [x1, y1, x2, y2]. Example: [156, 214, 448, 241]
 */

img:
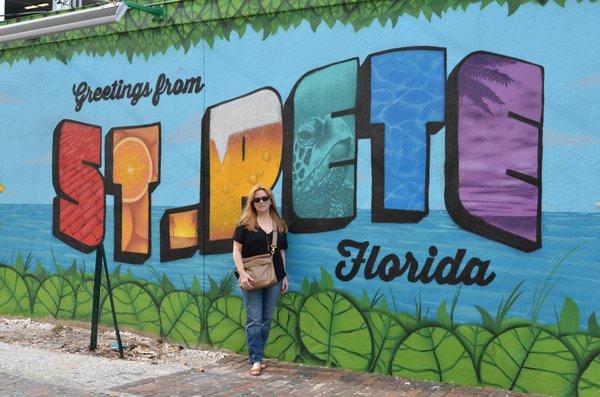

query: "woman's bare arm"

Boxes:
[233, 241, 253, 289]
[280, 249, 288, 292]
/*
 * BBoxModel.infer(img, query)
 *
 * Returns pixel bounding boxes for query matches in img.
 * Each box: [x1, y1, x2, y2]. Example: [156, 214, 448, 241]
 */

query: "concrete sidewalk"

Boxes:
[0, 341, 539, 397]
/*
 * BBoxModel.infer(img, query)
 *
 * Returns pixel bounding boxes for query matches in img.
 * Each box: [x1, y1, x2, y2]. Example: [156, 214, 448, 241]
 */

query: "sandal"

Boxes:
[249, 366, 262, 376]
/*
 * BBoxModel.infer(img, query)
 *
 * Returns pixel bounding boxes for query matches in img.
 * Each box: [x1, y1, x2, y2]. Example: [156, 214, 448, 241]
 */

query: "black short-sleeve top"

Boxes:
[233, 224, 288, 282]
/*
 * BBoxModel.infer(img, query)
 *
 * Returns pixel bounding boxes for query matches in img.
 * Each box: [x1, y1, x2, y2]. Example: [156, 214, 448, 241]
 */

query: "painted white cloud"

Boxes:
[575, 74, 600, 88]
[22, 152, 52, 166]
[167, 112, 202, 144]
[545, 129, 600, 147]
[0, 92, 22, 104]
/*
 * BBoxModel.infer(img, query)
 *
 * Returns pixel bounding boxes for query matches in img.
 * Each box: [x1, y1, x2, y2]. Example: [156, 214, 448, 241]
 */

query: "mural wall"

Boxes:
[0, 1, 599, 396]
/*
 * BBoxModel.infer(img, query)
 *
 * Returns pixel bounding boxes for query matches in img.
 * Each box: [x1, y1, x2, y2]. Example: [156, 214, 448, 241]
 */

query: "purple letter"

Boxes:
[446, 52, 543, 252]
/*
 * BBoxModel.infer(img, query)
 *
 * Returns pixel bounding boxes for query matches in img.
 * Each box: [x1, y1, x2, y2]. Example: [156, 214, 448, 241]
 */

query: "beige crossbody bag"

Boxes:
[239, 228, 278, 291]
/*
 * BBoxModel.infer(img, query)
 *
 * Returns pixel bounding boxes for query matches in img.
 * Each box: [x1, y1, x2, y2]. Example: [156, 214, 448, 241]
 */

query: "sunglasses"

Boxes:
[253, 196, 270, 203]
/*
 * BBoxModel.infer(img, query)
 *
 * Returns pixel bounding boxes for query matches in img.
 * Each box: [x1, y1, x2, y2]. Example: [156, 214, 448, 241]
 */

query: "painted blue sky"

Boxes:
[0, 1, 598, 212]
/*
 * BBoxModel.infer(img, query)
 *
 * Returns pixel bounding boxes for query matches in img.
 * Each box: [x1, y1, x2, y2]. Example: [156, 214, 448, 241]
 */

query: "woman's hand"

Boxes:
[239, 271, 254, 290]
[281, 276, 289, 293]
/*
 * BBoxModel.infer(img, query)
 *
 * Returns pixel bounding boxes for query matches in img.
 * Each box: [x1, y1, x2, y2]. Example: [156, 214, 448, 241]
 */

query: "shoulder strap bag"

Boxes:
[239, 226, 278, 291]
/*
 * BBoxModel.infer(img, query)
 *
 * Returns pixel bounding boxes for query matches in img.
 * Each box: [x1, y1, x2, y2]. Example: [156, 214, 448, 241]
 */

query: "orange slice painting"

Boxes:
[113, 137, 153, 203]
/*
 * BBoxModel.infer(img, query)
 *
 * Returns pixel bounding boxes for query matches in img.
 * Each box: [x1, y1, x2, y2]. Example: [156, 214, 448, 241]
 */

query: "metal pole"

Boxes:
[101, 244, 124, 359]
[89, 246, 103, 351]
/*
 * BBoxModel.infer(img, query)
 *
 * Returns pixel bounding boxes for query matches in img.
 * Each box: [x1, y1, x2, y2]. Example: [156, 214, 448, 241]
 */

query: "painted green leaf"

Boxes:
[32, 262, 47, 280]
[103, 282, 160, 334]
[264, 302, 299, 361]
[160, 291, 201, 347]
[196, 295, 209, 344]
[358, 290, 371, 311]
[100, 292, 117, 324]
[507, 0, 522, 14]
[392, 326, 477, 385]
[589, 312, 600, 337]
[190, 275, 202, 296]
[301, 278, 311, 296]
[0, 266, 30, 315]
[455, 324, 493, 370]
[146, 282, 167, 304]
[33, 275, 75, 319]
[397, 312, 419, 331]
[460, 0, 473, 11]
[75, 280, 107, 321]
[561, 334, 600, 365]
[278, 291, 303, 314]
[578, 352, 600, 397]
[422, 5, 434, 21]
[480, 327, 577, 396]
[22, 274, 40, 310]
[437, 300, 451, 328]
[475, 305, 496, 331]
[207, 295, 246, 353]
[431, 1, 446, 17]
[299, 291, 372, 371]
[558, 297, 580, 334]
[368, 310, 406, 374]
[378, 296, 389, 312]
[60, 261, 79, 285]
[320, 267, 333, 290]
[160, 275, 176, 295]
[206, 277, 220, 301]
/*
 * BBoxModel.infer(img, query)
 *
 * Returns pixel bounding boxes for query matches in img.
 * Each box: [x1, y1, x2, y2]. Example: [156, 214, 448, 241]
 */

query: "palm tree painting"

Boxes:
[459, 55, 516, 116]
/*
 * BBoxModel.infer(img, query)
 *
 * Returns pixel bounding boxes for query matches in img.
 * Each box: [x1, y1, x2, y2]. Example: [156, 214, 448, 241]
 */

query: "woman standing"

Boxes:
[233, 185, 289, 376]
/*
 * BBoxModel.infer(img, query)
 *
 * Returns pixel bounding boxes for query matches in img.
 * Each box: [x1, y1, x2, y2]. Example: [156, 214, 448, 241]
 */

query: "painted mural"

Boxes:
[0, 1, 599, 396]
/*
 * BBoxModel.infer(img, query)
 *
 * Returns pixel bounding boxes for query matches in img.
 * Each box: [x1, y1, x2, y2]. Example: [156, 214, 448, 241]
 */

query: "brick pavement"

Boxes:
[110, 353, 542, 397]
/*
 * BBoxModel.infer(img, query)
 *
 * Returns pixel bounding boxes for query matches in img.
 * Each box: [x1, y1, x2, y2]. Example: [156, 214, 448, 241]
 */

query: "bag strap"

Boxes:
[267, 221, 278, 255]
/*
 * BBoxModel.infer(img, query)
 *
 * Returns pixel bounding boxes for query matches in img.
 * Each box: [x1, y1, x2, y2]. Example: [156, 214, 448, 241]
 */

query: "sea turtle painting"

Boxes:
[292, 115, 355, 218]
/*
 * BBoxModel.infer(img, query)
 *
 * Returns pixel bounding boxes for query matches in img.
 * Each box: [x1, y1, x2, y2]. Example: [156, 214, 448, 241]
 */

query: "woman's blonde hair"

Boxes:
[237, 185, 288, 233]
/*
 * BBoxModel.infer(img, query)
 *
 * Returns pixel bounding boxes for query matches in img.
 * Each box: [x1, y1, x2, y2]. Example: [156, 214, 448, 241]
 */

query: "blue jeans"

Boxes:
[240, 282, 281, 363]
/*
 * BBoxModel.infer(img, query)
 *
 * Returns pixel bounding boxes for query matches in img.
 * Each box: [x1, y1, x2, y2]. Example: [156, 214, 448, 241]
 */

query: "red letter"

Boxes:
[52, 120, 105, 252]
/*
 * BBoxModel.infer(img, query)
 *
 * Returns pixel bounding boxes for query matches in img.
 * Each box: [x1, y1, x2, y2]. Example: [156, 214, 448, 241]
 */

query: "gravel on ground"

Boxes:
[0, 316, 227, 394]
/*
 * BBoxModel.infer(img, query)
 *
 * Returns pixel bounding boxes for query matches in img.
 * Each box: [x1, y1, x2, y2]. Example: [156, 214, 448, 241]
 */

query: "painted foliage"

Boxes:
[0, 1, 599, 396]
